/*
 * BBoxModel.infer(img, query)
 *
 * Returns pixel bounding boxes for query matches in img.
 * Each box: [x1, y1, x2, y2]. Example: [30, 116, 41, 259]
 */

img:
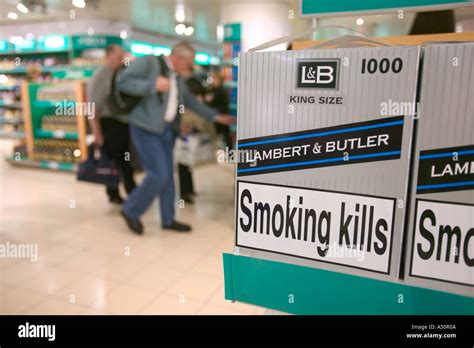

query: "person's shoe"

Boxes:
[162, 221, 192, 232]
[121, 210, 143, 235]
[109, 195, 124, 205]
[181, 194, 194, 204]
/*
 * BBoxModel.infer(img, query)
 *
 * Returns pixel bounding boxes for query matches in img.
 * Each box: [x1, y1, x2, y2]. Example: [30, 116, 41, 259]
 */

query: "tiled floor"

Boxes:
[0, 140, 262, 315]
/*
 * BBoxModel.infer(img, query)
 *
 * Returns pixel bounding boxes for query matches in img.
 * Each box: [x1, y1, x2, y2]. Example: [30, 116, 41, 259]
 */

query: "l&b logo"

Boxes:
[297, 59, 340, 89]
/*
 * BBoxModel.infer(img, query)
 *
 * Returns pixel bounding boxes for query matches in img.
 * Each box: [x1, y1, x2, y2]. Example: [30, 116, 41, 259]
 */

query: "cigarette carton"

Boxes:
[235, 46, 421, 282]
[404, 43, 474, 297]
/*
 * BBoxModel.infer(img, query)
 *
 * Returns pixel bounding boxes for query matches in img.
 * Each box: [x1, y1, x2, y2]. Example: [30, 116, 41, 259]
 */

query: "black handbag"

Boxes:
[76, 145, 119, 186]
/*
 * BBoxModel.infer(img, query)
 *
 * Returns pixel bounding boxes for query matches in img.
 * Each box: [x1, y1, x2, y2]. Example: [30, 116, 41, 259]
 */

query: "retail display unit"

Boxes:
[0, 35, 121, 167]
[0, 34, 118, 81]
[6, 81, 88, 172]
[224, 35, 474, 314]
[0, 83, 23, 140]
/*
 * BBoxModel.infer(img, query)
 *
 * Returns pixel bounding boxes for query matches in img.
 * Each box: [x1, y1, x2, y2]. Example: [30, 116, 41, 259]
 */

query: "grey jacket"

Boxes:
[117, 55, 218, 134]
[87, 66, 128, 123]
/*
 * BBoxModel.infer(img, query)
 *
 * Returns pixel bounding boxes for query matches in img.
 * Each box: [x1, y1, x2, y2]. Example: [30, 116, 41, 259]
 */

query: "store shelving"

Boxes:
[0, 82, 23, 139]
[0, 84, 19, 91]
[1, 33, 219, 171]
[222, 23, 241, 118]
[0, 34, 125, 172]
[1, 102, 23, 109]
[6, 81, 88, 172]
[0, 116, 23, 125]
[0, 66, 96, 77]
[0, 130, 24, 138]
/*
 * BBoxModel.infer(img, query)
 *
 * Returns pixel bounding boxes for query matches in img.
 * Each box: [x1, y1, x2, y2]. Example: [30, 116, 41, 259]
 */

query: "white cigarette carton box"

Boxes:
[235, 46, 421, 282]
[403, 43, 474, 297]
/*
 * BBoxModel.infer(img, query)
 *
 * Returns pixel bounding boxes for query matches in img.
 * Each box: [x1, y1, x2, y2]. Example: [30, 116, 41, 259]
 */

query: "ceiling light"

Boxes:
[130, 43, 153, 56]
[153, 46, 171, 56]
[17, 3, 29, 14]
[72, 0, 86, 8]
[356, 18, 364, 26]
[43, 35, 67, 49]
[216, 25, 224, 42]
[120, 30, 128, 39]
[9, 36, 24, 45]
[175, 4, 185, 23]
[195, 52, 210, 64]
[7, 12, 18, 20]
[184, 26, 194, 36]
[175, 23, 186, 35]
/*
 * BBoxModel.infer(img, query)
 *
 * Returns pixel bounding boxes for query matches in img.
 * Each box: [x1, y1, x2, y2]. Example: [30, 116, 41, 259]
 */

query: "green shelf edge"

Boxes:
[6, 156, 76, 172]
[38, 160, 76, 171]
[223, 253, 474, 315]
[35, 129, 78, 140]
[33, 100, 76, 108]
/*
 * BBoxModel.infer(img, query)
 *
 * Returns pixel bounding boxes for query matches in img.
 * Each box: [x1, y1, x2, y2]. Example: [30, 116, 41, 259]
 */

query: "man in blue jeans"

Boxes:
[117, 41, 234, 235]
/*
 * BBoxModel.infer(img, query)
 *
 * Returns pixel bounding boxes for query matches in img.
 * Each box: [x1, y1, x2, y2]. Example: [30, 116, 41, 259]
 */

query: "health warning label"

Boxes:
[236, 116, 404, 176]
[236, 181, 396, 274]
[410, 199, 474, 287]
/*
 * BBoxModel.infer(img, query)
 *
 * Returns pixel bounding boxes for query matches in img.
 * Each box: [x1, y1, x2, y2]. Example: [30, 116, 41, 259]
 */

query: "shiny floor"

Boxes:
[0, 140, 262, 315]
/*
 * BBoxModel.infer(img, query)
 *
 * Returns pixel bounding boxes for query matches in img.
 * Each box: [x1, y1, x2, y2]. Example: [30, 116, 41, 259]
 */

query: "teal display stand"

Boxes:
[223, 253, 474, 315]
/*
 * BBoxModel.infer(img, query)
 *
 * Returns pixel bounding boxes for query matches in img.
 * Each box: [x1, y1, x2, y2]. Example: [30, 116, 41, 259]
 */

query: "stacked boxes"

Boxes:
[234, 42, 473, 297]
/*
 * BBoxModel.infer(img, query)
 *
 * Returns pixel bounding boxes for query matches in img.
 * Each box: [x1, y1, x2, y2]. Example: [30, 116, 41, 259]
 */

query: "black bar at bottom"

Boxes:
[0, 315, 473, 347]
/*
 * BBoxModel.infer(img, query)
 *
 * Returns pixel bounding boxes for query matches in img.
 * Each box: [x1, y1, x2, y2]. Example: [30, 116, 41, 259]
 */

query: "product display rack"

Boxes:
[0, 34, 124, 170]
[0, 77, 23, 140]
[222, 23, 241, 118]
[224, 33, 474, 315]
[6, 81, 87, 172]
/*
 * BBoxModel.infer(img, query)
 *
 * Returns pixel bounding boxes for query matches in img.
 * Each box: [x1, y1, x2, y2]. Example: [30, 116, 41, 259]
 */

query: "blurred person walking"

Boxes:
[177, 65, 212, 204]
[88, 44, 137, 204]
[117, 41, 234, 235]
[205, 70, 233, 150]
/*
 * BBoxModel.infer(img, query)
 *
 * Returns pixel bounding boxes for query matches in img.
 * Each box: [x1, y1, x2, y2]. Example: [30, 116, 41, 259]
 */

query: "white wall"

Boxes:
[220, 2, 293, 52]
